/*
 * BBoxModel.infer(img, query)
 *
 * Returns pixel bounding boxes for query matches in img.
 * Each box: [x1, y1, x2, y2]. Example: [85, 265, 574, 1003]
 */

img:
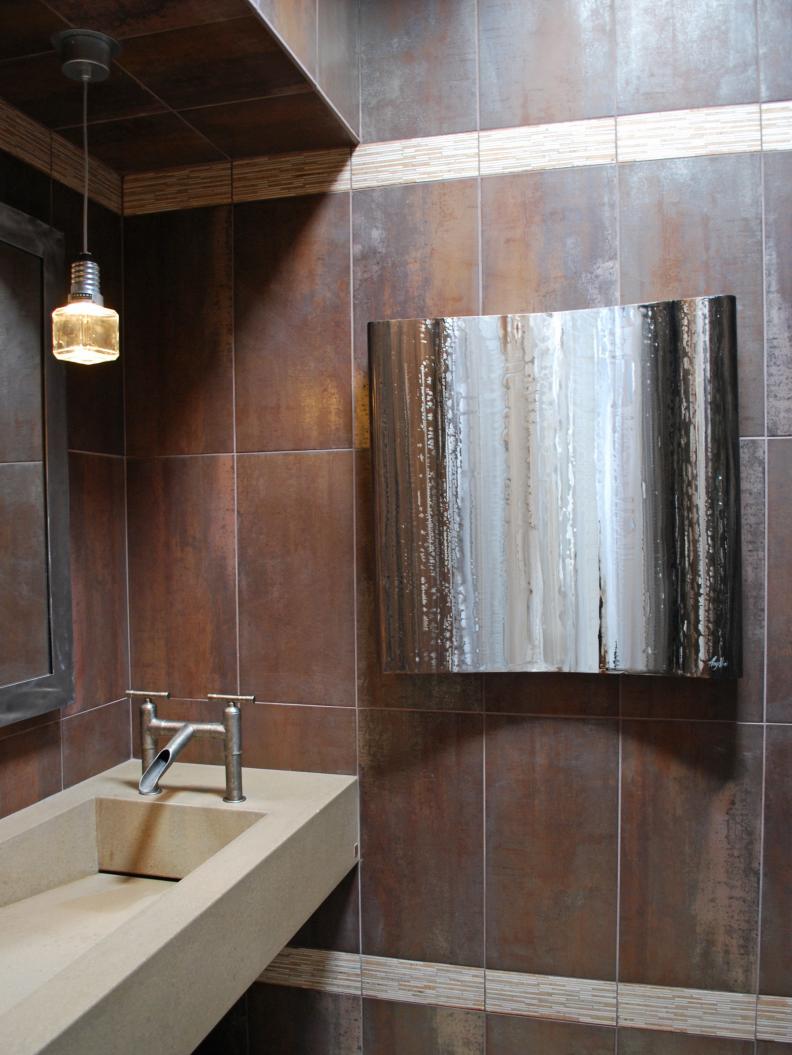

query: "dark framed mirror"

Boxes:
[0, 201, 73, 726]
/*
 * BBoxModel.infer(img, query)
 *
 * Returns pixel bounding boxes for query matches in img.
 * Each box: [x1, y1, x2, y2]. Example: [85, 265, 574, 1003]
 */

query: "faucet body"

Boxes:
[131, 692, 252, 802]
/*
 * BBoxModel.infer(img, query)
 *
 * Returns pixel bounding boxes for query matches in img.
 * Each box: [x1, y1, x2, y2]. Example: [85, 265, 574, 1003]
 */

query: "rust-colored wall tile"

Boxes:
[760, 725, 792, 995]
[768, 439, 792, 721]
[127, 456, 237, 700]
[292, 868, 360, 954]
[355, 450, 483, 711]
[619, 1029, 753, 1054]
[486, 716, 619, 979]
[620, 720, 762, 991]
[0, 720, 61, 818]
[0, 146, 50, 225]
[0, 0, 67, 61]
[360, 709, 484, 964]
[485, 673, 618, 717]
[234, 194, 352, 453]
[615, 0, 758, 114]
[758, 1044, 792, 1055]
[479, 0, 615, 129]
[487, 1015, 615, 1055]
[765, 151, 792, 436]
[249, 985, 361, 1054]
[125, 206, 233, 457]
[237, 451, 355, 707]
[619, 154, 764, 438]
[193, 994, 248, 1055]
[620, 677, 742, 723]
[759, 0, 792, 101]
[352, 179, 479, 448]
[363, 1000, 484, 1055]
[67, 454, 127, 715]
[359, 0, 477, 142]
[482, 167, 618, 315]
[62, 698, 131, 788]
[318, 0, 360, 133]
[251, 0, 317, 77]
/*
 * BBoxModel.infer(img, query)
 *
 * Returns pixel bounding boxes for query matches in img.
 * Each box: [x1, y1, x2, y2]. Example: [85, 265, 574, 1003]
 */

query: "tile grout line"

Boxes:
[120, 198, 134, 756]
[229, 168, 242, 697]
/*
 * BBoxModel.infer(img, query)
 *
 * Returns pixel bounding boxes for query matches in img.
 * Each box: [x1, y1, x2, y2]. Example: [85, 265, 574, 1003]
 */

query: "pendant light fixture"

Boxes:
[51, 30, 120, 365]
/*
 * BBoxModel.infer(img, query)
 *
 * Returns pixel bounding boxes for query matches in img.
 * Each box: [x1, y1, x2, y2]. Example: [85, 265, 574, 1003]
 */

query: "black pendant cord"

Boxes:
[82, 76, 88, 256]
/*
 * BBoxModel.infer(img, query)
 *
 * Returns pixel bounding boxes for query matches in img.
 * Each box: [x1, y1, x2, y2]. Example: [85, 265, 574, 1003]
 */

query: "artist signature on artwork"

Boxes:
[709, 656, 729, 670]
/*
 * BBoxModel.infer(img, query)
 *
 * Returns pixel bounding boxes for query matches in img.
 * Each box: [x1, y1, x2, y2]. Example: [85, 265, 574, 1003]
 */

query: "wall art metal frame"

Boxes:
[369, 297, 741, 678]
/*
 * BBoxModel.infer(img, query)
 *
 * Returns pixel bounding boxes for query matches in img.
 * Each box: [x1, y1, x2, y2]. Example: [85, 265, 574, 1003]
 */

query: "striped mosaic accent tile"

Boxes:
[51, 134, 122, 214]
[486, 970, 617, 1026]
[351, 132, 478, 189]
[234, 148, 352, 202]
[361, 954, 484, 1010]
[617, 104, 761, 163]
[479, 117, 615, 177]
[258, 947, 361, 996]
[757, 995, 792, 1042]
[124, 162, 232, 215]
[0, 98, 50, 172]
[762, 100, 792, 152]
[618, 982, 757, 1040]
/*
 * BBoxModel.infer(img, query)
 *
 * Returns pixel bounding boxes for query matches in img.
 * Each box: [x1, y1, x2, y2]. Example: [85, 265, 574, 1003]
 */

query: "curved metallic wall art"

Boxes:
[369, 296, 741, 678]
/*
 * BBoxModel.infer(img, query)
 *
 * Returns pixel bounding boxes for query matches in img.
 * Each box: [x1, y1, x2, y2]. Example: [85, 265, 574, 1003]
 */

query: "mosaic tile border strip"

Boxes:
[758, 995, 792, 1042]
[0, 99, 122, 214]
[486, 969, 617, 1026]
[118, 99, 792, 214]
[258, 948, 788, 1043]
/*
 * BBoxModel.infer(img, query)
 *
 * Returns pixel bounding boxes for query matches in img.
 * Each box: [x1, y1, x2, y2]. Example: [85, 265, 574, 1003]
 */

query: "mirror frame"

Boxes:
[0, 201, 73, 726]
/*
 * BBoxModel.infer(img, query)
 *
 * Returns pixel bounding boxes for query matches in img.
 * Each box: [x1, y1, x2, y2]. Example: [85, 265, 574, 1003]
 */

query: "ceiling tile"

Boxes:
[43, 0, 251, 40]
[183, 92, 356, 157]
[0, 52, 164, 129]
[117, 16, 304, 111]
[0, 1, 68, 61]
[58, 112, 225, 172]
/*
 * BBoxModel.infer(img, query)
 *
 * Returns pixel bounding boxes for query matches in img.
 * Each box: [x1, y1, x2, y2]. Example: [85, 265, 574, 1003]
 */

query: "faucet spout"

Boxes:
[139, 722, 195, 795]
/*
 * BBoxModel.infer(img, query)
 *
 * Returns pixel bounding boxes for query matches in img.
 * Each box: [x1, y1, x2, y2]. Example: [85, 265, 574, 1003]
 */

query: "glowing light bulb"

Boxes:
[51, 254, 119, 365]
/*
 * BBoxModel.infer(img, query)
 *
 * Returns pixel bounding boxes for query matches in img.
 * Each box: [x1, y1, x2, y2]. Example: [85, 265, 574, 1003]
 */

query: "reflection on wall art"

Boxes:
[369, 296, 741, 678]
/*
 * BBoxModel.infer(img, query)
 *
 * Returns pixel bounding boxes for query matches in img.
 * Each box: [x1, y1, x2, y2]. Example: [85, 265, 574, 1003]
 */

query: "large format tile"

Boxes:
[487, 1014, 615, 1055]
[0, 0, 67, 61]
[619, 154, 764, 438]
[119, 17, 303, 111]
[618, 1029, 753, 1054]
[352, 179, 479, 448]
[237, 451, 355, 707]
[768, 439, 792, 721]
[759, 0, 792, 102]
[0, 147, 50, 226]
[291, 868, 360, 954]
[125, 207, 233, 457]
[318, 0, 360, 132]
[0, 721, 61, 819]
[620, 721, 762, 991]
[479, 0, 615, 129]
[359, 709, 484, 965]
[486, 716, 619, 979]
[45, 0, 248, 39]
[485, 673, 618, 717]
[760, 725, 792, 995]
[615, 0, 758, 114]
[234, 194, 352, 453]
[765, 152, 792, 436]
[363, 1000, 484, 1055]
[251, 0, 317, 76]
[359, 0, 477, 142]
[248, 984, 361, 1054]
[481, 166, 618, 315]
[355, 450, 483, 711]
[67, 454, 127, 715]
[127, 456, 237, 700]
[62, 698, 131, 788]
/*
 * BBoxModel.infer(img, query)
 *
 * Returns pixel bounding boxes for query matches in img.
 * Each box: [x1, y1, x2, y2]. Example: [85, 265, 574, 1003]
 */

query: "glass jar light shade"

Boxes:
[52, 299, 119, 364]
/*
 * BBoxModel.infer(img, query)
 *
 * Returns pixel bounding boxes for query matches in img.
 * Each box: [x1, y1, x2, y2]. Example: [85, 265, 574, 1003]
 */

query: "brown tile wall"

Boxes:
[120, 2, 791, 1050]
[0, 148, 130, 821]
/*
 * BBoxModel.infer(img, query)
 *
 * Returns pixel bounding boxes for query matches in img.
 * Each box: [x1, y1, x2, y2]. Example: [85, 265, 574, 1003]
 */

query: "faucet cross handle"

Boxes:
[206, 693, 255, 705]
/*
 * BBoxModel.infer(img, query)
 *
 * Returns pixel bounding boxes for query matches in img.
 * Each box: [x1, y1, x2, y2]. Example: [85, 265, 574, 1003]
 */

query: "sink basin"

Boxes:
[0, 761, 358, 1055]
